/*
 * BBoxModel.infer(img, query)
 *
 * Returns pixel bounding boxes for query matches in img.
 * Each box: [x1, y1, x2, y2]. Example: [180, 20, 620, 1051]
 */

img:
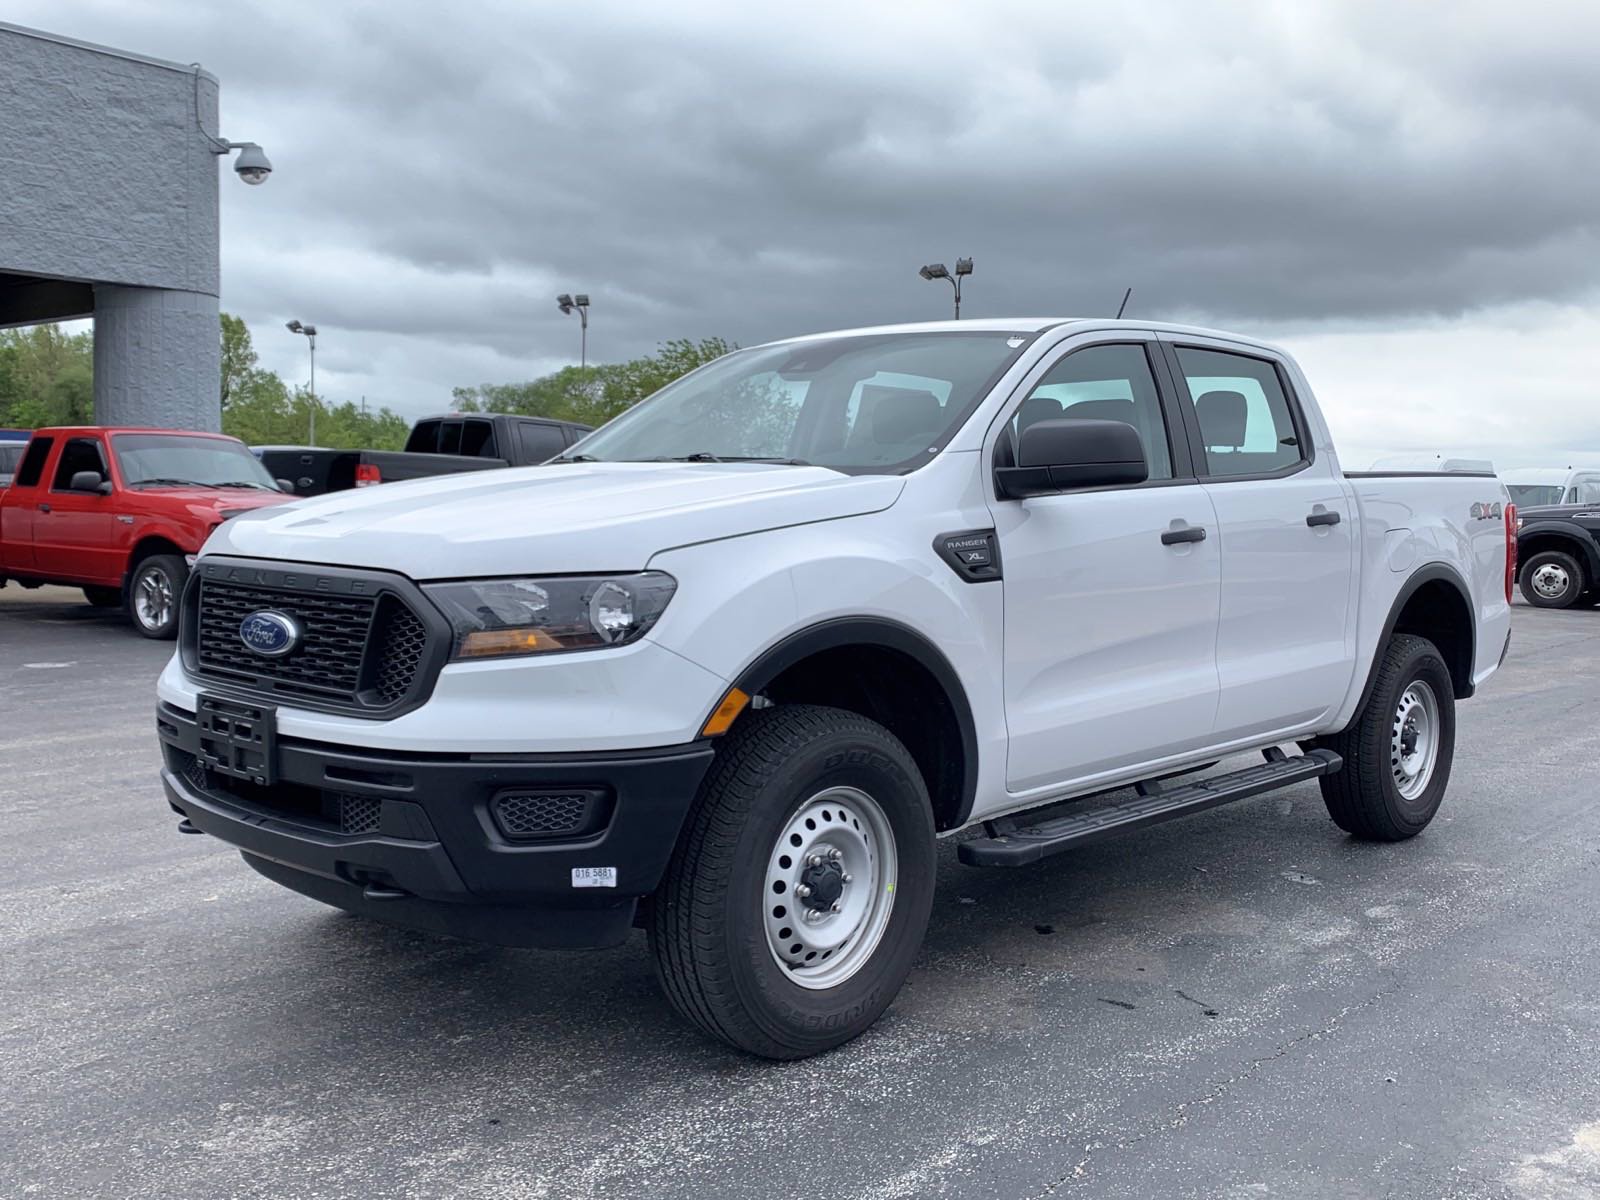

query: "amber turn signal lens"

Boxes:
[700, 687, 750, 736]
[458, 628, 561, 657]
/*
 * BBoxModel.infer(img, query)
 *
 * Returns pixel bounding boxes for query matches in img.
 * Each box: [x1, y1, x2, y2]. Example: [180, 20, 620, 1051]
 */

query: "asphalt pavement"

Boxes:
[3, 584, 1598, 1199]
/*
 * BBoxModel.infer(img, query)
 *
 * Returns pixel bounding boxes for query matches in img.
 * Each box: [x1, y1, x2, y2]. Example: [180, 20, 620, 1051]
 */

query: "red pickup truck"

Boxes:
[0, 428, 292, 638]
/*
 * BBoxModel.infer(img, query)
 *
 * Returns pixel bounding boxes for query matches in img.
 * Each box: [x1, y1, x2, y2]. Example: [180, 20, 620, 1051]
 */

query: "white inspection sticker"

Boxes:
[571, 866, 618, 889]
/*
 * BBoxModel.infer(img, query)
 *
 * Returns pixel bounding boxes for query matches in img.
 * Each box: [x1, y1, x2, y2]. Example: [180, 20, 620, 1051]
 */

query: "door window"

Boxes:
[14, 438, 52, 488]
[517, 422, 567, 462]
[51, 438, 107, 490]
[1010, 343, 1174, 480]
[460, 420, 498, 458]
[1173, 347, 1305, 478]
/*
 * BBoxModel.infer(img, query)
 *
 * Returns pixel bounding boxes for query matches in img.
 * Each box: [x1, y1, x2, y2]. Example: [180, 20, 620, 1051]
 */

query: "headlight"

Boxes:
[423, 572, 677, 660]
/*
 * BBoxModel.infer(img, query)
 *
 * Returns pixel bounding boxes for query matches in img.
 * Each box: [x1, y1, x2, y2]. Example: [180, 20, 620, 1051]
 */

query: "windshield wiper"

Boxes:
[130, 477, 207, 488]
[212, 481, 276, 489]
[552, 453, 600, 463]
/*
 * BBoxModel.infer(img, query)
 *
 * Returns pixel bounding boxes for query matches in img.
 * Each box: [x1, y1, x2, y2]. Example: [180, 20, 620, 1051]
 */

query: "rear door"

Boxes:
[0, 436, 55, 572]
[515, 420, 568, 463]
[1159, 337, 1357, 741]
[34, 436, 119, 583]
[990, 333, 1222, 793]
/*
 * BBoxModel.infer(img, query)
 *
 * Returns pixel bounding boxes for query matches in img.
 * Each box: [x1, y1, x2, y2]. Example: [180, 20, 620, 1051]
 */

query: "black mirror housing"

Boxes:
[69, 470, 112, 494]
[996, 417, 1148, 499]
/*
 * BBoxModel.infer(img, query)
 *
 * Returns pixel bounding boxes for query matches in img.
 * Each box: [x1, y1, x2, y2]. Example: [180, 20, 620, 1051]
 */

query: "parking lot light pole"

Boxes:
[286, 320, 318, 445]
[557, 293, 591, 368]
[919, 258, 973, 319]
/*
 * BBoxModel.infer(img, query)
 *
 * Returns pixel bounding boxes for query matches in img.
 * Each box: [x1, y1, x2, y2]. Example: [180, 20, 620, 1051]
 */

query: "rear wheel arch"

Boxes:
[1350, 565, 1476, 724]
[722, 618, 979, 833]
[1517, 528, 1597, 583]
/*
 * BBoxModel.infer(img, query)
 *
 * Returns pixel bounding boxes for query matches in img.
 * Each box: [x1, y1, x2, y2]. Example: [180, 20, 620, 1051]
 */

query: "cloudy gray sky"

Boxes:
[14, 0, 1600, 467]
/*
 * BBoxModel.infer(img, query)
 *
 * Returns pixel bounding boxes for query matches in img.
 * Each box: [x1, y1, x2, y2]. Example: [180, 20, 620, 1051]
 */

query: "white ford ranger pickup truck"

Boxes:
[156, 319, 1515, 1058]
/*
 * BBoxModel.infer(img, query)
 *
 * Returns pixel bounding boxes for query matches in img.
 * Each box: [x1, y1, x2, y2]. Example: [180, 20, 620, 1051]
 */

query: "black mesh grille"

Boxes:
[197, 580, 374, 699]
[371, 598, 428, 705]
[339, 793, 383, 835]
[493, 792, 590, 837]
[192, 576, 434, 712]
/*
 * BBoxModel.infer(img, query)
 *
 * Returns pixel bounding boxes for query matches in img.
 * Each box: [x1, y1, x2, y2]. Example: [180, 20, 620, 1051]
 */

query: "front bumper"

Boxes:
[157, 702, 714, 948]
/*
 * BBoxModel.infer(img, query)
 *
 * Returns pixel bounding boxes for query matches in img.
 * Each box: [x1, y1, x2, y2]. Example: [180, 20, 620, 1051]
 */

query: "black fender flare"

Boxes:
[1516, 522, 1600, 584]
[725, 616, 981, 828]
[1348, 562, 1477, 724]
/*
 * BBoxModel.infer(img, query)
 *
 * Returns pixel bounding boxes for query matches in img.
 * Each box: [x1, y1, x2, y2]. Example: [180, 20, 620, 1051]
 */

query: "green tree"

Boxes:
[219, 312, 258, 411]
[0, 324, 94, 428]
[452, 336, 733, 429]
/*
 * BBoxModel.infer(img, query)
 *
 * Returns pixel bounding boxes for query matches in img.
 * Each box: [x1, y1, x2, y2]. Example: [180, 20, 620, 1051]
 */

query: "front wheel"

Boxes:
[1519, 549, 1585, 608]
[648, 705, 936, 1059]
[1317, 634, 1455, 841]
[127, 554, 187, 640]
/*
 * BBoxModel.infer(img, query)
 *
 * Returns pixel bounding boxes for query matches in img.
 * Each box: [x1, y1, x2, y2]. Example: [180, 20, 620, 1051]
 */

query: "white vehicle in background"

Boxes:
[1369, 455, 1496, 475]
[155, 319, 1515, 1058]
[1499, 466, 1600, 509]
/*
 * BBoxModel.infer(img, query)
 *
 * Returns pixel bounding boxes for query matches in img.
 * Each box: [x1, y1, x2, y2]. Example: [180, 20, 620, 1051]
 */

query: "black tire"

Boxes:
[82, 585, 121, 608]
[1317, 634, 1455, 841]
[126, 554, 187, 640]
[647, 705, 936, 1059]
[1519, 549, 1585, 608]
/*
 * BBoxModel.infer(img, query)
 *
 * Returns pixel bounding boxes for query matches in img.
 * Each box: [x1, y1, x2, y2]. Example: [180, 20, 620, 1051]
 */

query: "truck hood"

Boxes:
[207, 462, 904, 577]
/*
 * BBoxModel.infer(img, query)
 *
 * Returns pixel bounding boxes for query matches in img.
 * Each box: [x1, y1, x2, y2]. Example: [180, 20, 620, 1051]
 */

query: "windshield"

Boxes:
[566, 332, 1033, 473]
[1506, 484, 1564, 508]
[112, 434, 280, 489]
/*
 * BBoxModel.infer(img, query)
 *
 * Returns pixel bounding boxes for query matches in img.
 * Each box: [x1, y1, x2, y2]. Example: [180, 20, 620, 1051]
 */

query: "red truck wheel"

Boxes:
[128, 555, 187, 639]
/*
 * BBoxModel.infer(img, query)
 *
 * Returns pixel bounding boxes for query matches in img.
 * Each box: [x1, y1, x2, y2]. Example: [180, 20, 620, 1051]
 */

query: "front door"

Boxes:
[33, 436, 119, 583]
[991, 337, 1222, 795]
[1161, 339, 1356, 741]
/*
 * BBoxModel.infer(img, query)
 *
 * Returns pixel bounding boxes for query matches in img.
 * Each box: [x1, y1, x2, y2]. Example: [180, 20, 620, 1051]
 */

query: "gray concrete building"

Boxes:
[0, 22, 263, 431]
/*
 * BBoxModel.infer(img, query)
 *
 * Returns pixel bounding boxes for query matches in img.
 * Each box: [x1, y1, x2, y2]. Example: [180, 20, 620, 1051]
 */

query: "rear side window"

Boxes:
[404, 421, 441, 453]
[1174, 347, 1305, 478]
[460, 420, 498, 458]
[1010, 343, 1174, 481]
[516, 422, 566, 462]
[15, 438, 54, 488]
[51, 438, 107, 489]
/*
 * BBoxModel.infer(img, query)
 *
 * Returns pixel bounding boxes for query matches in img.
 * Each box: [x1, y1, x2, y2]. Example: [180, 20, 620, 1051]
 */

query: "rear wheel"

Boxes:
[1317, 634, 1455, 841]
[128, 554, 186, 640]
[1519, 549, 1585, 608]
[82, 586, 121, 608]
[648, 705, 936, 1059]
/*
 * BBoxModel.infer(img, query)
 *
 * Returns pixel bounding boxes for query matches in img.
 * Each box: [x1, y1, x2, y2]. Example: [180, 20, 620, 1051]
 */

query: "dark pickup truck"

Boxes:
[258, 412, 591, 498]
[1516, 504, 1600, 608]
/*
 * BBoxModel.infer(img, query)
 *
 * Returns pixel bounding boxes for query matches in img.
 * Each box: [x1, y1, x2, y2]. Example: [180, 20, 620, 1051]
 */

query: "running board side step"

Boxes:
[958, 748, 1343, 867]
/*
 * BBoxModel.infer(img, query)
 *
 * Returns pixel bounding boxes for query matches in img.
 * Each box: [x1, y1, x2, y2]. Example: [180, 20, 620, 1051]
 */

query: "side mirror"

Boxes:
[275, 478, 295, 493]
[995, 418, 1148, 499]
[69, 470, 113, 495]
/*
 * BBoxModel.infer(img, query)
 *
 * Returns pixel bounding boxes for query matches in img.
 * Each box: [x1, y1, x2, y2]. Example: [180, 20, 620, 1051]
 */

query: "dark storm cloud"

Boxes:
[12, 0, 1600, 405]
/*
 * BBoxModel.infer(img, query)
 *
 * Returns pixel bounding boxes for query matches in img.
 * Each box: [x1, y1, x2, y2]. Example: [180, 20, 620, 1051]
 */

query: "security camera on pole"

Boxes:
[286, 320, 318, 445]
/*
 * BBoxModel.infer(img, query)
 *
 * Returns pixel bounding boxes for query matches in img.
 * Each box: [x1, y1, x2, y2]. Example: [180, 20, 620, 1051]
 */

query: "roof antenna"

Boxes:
[1115, 287, 1133, 319]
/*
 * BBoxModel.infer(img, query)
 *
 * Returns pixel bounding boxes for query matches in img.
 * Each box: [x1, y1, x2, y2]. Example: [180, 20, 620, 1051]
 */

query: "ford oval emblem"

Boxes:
[239, 610, 301, 657]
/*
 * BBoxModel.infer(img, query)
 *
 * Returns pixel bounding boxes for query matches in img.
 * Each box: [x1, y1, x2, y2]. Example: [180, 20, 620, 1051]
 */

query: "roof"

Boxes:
[765, 317, 1287, 355]
[28, 426, 245, 440]
[0, 20, 217, 82]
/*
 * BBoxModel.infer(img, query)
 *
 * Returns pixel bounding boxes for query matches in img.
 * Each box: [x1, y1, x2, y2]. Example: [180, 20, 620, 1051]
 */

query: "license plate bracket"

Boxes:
[196, 693, 278, 786]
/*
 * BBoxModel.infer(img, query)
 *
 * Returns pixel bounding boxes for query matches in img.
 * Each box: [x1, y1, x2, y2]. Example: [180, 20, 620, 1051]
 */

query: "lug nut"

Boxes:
[795, 883, 812, 898]
[807, 854, 822, 868]
[828, 847, 842, 861]
[830, 901, 841, 913]
[842, 873, 853, 884]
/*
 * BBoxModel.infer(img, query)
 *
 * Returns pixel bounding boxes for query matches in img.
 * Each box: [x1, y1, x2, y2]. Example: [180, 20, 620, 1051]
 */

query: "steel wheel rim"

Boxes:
[1531, 562, 1570, 599]
[1391, 679, 1440, 801]
[134, 568, 172, 630]
[764, 786, 897, 990]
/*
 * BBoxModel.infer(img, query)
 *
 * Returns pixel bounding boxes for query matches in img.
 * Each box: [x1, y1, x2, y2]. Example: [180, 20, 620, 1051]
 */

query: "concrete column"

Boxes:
[93, 285, 221, 431]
